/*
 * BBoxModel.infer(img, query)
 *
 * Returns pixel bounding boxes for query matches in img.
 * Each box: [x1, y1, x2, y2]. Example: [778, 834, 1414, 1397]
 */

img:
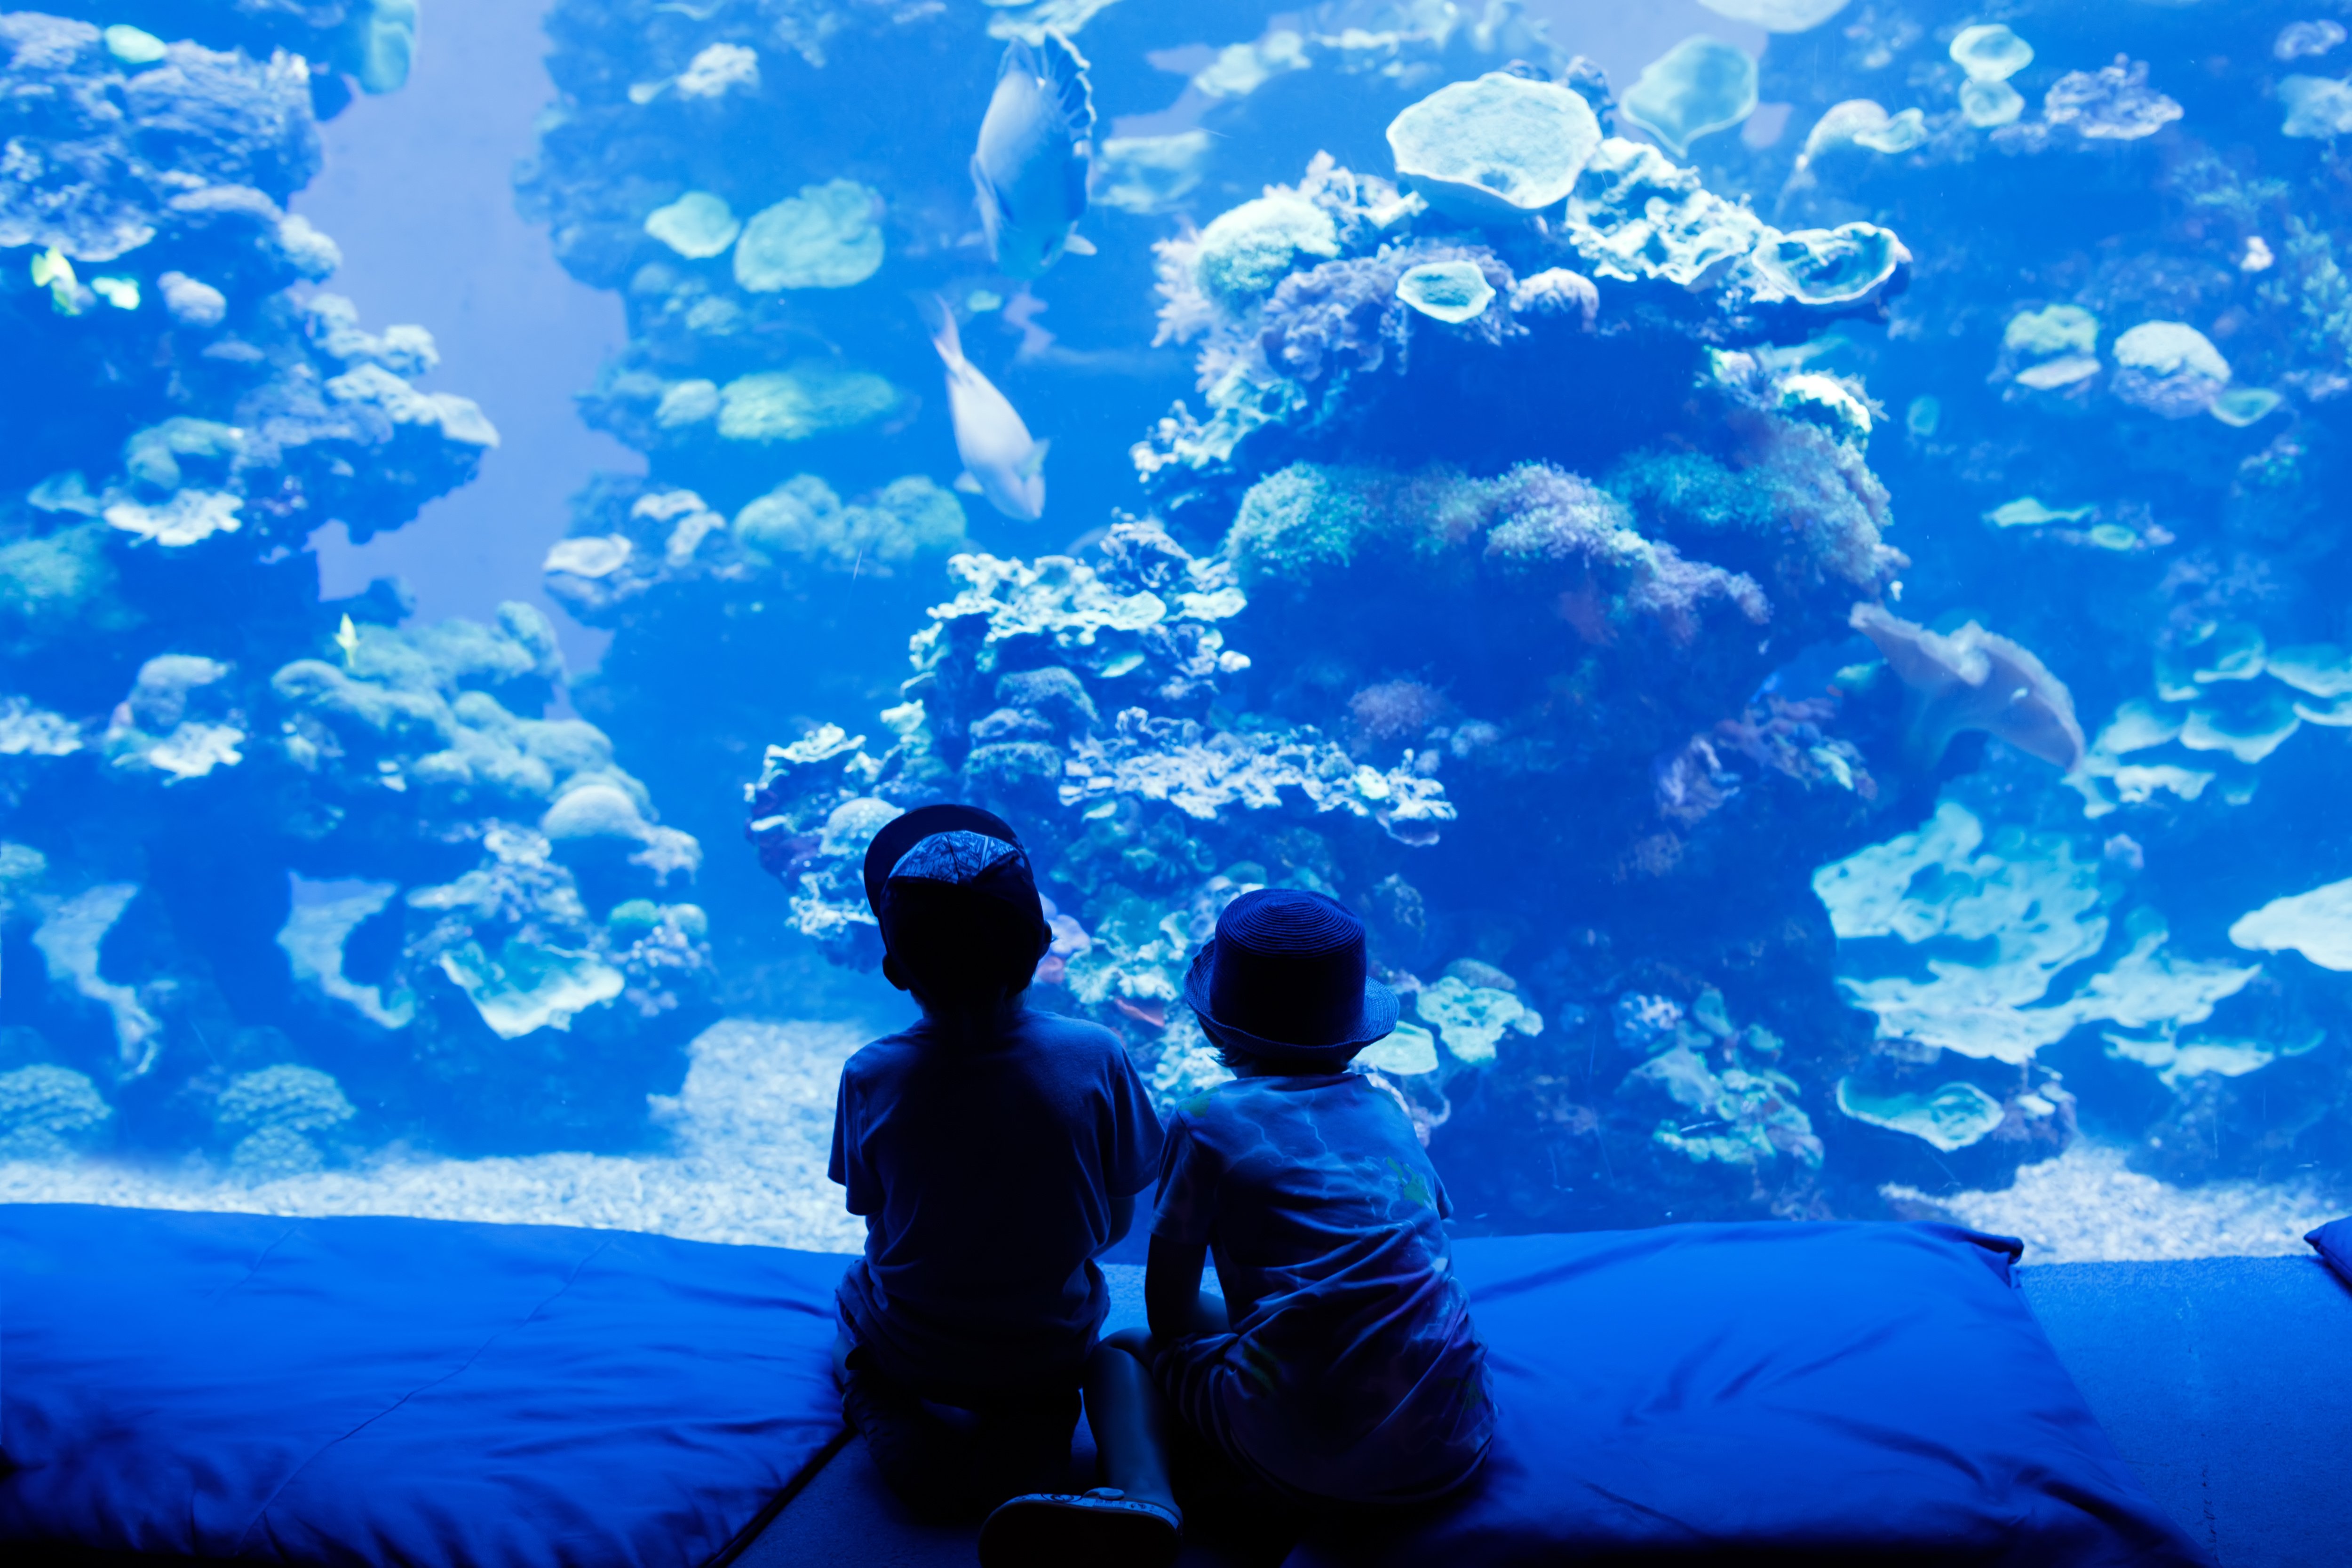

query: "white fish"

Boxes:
[971, 31, 1097, 279]
[924, 298, 1048, 522]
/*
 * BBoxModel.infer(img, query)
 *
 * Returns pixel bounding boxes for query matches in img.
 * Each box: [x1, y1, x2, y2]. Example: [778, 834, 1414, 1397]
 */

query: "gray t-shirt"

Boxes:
[1152, 1071, 1495, 1502]
[831, 1007, 1162, 1394]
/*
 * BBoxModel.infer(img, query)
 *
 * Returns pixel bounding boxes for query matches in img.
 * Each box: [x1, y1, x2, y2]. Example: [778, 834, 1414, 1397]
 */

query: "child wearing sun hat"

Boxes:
[981, 888, 1493, 1566]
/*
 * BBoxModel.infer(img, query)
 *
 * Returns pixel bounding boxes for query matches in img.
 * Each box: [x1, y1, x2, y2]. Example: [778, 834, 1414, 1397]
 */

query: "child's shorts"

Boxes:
[835, 1324, 1081, 1516]
[1152, 1329, 1486, 1509]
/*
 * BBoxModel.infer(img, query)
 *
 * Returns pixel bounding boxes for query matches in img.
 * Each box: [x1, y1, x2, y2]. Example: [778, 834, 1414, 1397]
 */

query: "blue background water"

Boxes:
[0, 0, 2343, 1261]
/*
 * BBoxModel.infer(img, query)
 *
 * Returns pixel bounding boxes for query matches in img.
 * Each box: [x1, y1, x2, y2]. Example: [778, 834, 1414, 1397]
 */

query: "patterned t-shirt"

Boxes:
[1151, 1071, 1494, 1503]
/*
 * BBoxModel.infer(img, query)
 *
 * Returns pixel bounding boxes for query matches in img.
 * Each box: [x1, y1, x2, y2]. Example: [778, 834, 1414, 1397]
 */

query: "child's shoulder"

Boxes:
[1012, 1005, 1126, 1054]
[1174, 1070, 1396, 1133]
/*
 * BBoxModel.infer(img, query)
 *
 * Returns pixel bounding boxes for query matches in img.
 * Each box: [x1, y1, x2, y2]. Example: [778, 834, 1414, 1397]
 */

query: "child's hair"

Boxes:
[879, 829, 1049, 1009]
[1205, 1028, 1359, 1075]
[1211, 1034, 1263, 1074]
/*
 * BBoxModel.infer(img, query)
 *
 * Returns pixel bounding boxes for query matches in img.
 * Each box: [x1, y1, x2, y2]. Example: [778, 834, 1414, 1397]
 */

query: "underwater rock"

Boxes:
[0, 19, 318, 260]
[1748, 223, 1909, 308]
[1393, 260, 1495, 324]
[2230, 879, 2352, 971]
[2276, 21, 2348, 62]
[744, 520, 1448, 1087]
[0, 1064, 112, 1162]
[216, 1063, 355, 1178]
[1192, 191, 1343, 313]
[715, 363, 904, 443]
[1998, 305, 2103, 392]
[1697, 0, 1849, 31]
[1415, 975, 1542, 1066]
[1621, 1027, 1823, 1173]
[643, 191, 741, 259]
[279, 877, 414, 1030]
[2041, 57, 2182, 143]
[1384, 71, 1603, 221]
[1816, 804, 2257, 1067]
[2110, 322, 2231, 418]
[1835, 1079, 2008, 1153]
[1948, 25, 2032, 84]
[1620, 37, 1759, 160]
[1141, 147, 1911, 493]
[1561, 139, 1768, 289]
[732, 179, 885, 291]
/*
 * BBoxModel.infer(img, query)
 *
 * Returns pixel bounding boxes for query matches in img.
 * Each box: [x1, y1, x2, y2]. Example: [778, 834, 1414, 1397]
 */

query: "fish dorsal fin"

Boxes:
[1017, 438, 1051, 481]
[1063, 232, 1096, 257]
[1009, 29, 1095, 145]
[954, 472, 984, 495]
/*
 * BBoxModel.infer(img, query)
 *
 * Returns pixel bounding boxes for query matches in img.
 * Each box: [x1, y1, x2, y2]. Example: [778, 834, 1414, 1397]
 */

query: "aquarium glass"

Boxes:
[2, 0, 2345, 1263]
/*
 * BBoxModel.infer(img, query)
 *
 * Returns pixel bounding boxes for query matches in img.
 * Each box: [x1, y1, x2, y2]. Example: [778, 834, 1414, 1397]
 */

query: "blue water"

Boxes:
[1, 0, 2344, 1248]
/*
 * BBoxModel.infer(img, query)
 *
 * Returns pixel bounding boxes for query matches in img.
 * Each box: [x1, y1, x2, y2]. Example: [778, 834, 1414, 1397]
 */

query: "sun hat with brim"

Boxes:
[1183, 888, 1398, 1070]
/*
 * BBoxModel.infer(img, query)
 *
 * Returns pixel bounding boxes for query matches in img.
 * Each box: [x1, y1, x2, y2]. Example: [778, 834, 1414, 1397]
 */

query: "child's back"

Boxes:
[828, 804, 1161, 1519]
[1154, 1069, 1493, 1503]
[977, 890, 1489, 1567]
[834, 1005, 1158, 1392]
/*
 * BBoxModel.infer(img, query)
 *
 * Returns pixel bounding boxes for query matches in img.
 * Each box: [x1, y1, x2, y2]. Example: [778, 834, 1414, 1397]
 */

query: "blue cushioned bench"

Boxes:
[7, 1204, 2348, 1567]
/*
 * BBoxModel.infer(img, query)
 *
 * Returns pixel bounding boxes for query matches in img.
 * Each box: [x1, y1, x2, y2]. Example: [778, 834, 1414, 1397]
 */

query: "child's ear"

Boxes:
[881, 954, 913, 994]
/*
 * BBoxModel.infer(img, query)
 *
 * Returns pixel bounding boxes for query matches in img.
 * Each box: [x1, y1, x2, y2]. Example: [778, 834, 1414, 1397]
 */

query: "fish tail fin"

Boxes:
[916, 293, 962, 366]
[953, 472, 984, 495]
[1063, 233, 1096, 257]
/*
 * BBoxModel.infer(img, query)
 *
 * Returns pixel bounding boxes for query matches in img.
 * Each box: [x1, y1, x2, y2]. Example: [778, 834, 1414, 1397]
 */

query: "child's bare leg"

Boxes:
[1084, 1292, 1227, 1511]
[1084, 1329, 1174, 1511]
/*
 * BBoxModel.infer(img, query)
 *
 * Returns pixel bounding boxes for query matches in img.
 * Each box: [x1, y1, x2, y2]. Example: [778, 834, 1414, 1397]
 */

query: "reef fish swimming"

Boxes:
[971, 30, 1097, 279]
[924, 298, 1048, 522]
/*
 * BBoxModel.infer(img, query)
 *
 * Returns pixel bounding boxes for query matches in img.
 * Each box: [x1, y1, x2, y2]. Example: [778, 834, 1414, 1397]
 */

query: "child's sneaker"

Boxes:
[977, 1487, 1182, 1568]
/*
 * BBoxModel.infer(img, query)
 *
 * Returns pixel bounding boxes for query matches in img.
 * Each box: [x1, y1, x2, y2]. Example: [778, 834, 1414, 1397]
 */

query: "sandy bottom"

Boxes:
[1885, 1141, 2342, 1264]
[4, 1020, 2341, 1264]
[0, 1019, 867, 1255]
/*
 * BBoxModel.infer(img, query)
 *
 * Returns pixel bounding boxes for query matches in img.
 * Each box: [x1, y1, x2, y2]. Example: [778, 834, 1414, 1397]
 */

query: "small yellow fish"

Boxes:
[335, 614, 360, 667]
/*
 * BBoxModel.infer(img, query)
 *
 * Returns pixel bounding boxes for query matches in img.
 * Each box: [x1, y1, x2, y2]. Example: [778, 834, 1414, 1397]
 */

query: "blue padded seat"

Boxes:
[2309, 1216, 2351, 1287]
[1289, 1223, 2209, 1567]
[0, 1204, 847, 1568]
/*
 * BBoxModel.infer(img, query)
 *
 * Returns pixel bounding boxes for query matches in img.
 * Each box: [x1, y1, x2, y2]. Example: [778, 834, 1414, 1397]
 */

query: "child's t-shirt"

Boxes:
[1151, 1070, 1494, 1503]
[830, 1007, 1162, 1395]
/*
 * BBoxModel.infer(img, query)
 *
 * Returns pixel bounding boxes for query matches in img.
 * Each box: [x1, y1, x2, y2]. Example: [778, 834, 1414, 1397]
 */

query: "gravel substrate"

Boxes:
[0, 1019, 868, 1255]
[7, 1022, 2341, 1265]
[1885, 1142, 2344, 1264]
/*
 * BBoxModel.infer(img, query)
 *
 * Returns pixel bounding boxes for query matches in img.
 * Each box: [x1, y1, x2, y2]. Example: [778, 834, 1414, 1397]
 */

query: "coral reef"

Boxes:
[1134, 144, 1909, 515]
[0, 3, 710, 1167]
[726, 79, 1947, 1231]
[22, 0, 2336, 1243]
[1745, 0, 2352, 1196]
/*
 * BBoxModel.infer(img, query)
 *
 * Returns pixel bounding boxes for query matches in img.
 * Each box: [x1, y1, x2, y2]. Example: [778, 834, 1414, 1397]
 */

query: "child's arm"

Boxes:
[1144, 1232, 1208, 1342]
[1107, 1193, 1135, 1246]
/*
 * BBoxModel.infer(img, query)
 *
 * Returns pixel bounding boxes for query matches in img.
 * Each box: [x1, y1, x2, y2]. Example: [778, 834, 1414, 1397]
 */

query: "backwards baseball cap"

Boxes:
[861, 802, 1033, 916]
[862, 804, 1050, 989]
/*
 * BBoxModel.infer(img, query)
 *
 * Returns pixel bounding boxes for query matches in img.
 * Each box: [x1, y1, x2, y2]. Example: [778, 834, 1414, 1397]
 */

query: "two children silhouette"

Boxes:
[829, 804, 1492, 1565]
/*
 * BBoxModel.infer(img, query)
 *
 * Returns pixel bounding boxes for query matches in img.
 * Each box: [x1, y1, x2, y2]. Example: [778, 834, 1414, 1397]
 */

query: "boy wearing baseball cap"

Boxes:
[829, 804, 1162, 1519]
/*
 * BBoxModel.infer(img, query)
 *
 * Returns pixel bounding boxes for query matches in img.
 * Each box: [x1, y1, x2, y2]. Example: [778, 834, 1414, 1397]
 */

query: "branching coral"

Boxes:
[744, 520, 1449, 1095]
